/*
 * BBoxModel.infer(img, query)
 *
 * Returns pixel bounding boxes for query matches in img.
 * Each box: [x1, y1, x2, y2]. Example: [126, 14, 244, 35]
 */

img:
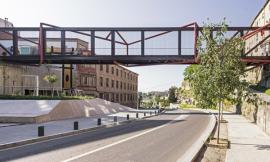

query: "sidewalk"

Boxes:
[224, 113, 270, 162]
[0, 110, 158, 147]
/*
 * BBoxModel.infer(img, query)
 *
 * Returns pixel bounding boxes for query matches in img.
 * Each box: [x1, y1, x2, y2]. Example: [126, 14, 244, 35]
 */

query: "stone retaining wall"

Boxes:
[237, 92, 270, 136]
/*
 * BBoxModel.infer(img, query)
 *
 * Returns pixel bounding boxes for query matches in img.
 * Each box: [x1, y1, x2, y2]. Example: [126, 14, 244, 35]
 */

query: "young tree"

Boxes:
[43, 74, 58, 98]
[168, 86, 177, 103]
[185, 20, 251, 143]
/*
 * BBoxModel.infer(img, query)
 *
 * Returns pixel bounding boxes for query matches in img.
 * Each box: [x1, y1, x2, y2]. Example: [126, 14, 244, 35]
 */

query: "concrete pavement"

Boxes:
[225, 113, 270, 162]
[0, 110, 213, 162]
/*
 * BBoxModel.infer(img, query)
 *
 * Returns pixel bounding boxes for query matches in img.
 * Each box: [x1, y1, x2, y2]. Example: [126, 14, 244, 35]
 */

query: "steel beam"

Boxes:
[178, 30, 181, 55]
[61, 31, 66, 55]
[111, 31, 115, 56]
[12, 30, 18, 55]
[141, 31, 145, 56]
[91, 30, 95, 55]
[0, 26, 270, 32]
[0, 55, 195, 65]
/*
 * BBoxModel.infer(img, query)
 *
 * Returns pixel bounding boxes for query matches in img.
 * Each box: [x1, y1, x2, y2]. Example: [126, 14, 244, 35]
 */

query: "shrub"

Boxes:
[265, 89, 270, 96]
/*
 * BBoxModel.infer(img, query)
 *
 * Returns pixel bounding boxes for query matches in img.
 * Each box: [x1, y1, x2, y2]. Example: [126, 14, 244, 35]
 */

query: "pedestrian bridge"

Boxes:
[0, 22, 269, 66]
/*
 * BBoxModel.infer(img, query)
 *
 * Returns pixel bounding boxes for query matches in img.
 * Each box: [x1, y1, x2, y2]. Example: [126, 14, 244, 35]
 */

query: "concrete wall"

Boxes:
[0, 64, 62, 95]
[0, 64, 25, 95]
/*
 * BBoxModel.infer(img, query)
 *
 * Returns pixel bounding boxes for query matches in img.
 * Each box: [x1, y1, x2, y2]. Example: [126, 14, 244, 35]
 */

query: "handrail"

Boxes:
[242, 22, 270, 40]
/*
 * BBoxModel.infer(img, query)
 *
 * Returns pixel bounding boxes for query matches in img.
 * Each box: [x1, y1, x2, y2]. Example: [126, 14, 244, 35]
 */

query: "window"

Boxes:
[106, 65, 109, 73]
[65, 75, 69, 82]
[99, 93, 104, 99]
[100, 77, 103, 87]
[116, 69, 119, 76]
[83, 77, 88, 85]
[106, 78, 109, 87]
[120, 70, 123, 77]
[116, 81, 119, 89]
[116, 94, 119, 102]
[120, 82, 123, 89]
[111, 94, 114, 102]
[80, 75, 96, 86]
[124, 83, 126, 90]
[100, 65, 103, 71]
[111, 67, 114, 75]
[111, 80, 114, 88]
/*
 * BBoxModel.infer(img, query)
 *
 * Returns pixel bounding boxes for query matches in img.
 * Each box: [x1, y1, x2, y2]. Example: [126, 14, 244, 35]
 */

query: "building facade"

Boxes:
[96, 64, 138, 108]
[245, 0, 270, 87]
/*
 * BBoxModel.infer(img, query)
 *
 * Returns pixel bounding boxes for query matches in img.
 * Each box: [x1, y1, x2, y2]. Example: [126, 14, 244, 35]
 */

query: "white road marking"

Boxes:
[62, 113, 188, 162]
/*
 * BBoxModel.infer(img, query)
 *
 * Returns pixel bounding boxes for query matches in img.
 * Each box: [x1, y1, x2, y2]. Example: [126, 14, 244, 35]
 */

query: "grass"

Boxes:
[179, 103, 196, 109]
[0, 95, 94, 100]
[265, 89, 270, 96]
[249, 84, 270, 96]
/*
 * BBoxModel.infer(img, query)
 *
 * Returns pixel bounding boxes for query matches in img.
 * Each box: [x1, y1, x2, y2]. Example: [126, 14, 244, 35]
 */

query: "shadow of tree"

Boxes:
[231, 142, 270, 150]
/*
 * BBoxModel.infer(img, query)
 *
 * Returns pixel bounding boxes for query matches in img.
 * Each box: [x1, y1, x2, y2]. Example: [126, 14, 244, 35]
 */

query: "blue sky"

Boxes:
[0, 0, 265, 92]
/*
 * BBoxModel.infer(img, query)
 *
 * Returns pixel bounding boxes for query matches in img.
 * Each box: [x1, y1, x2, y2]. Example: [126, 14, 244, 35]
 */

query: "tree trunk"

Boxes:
[221, 101, 224, 121]
[51, 84, 54, 98]
[217, 99, 222, 144]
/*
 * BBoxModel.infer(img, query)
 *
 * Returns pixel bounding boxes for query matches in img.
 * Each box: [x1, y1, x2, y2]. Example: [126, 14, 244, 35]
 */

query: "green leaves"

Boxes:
[168, 86, 177, 103]
[43, 74, 58, 84]
[184, 20, 249, 109]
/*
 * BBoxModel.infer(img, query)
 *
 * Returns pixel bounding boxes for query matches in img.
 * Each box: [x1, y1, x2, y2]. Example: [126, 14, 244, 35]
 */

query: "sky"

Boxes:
[0, 0, 265, 92]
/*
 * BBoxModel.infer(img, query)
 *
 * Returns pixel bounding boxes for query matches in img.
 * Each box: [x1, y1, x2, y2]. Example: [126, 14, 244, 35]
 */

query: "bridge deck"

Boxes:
[0, 55, 196, 65]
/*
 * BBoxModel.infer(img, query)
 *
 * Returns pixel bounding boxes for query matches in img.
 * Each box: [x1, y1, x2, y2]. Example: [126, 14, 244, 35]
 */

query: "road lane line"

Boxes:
[62, 113, 189, 162]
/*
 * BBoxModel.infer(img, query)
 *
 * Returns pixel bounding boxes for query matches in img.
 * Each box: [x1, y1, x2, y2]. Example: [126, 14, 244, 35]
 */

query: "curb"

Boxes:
[177, 110, 217, 162]
[0, 111, 164, 151]
[142, 110, 166, 119]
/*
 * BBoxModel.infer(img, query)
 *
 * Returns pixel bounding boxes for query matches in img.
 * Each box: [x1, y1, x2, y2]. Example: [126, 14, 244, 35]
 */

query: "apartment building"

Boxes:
[95, 64, 138, 108]
[245, 0, 270, 87]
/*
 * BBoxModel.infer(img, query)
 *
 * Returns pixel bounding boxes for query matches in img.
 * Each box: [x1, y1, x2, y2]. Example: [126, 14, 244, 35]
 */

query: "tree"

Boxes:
[43, 74, 58, 97]
[154, 95, 161, 105]
[185, 20, 251, 143]
[183, 65, 199, 82]
[168, 86, 177, 103]
[159, 98, 170, 108]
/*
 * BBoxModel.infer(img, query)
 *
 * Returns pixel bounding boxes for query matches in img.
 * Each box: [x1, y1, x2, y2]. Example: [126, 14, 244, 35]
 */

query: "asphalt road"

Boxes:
[0, 109, 211, 162]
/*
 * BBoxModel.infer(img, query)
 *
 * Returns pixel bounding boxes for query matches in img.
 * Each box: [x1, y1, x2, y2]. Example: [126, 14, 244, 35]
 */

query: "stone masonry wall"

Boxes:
[238, 92, 270, 136]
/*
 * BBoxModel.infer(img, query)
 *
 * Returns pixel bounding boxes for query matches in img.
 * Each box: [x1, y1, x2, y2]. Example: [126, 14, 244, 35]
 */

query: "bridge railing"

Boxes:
[1, 24, 270, 65]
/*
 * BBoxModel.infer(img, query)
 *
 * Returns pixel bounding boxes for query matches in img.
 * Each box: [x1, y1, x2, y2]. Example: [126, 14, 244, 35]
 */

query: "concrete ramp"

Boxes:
[0, 98, 133, 123]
